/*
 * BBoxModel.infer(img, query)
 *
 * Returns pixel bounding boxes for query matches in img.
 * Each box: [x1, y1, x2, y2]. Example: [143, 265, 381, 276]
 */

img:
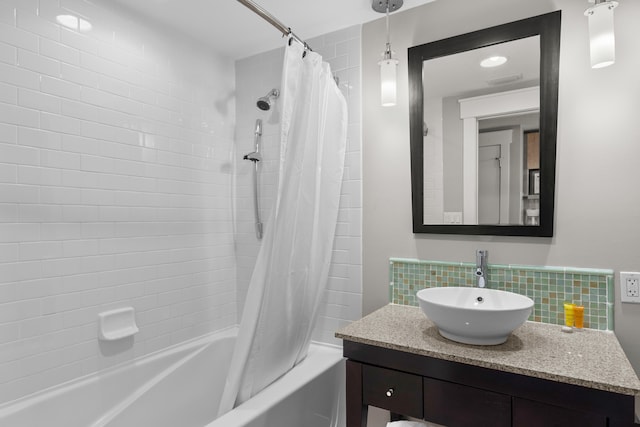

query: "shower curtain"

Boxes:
[218, 38, 348, 415]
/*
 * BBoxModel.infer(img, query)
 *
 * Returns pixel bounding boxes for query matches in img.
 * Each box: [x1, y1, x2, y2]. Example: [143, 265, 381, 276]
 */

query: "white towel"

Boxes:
[386, 421, 428, 427]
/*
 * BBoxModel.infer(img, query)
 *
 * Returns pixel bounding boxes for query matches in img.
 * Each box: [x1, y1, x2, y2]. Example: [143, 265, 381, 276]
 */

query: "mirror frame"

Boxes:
[408, 11, 561, 237]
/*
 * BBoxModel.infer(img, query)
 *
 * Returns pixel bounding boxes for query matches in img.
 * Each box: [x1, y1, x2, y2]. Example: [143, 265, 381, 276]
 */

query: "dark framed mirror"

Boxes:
[408, 11, 561, 236]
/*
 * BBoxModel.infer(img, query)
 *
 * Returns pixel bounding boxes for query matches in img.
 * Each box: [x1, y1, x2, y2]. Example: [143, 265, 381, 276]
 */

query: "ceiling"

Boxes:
[423, 36, 541, 99]
[109, 0, 436, 60]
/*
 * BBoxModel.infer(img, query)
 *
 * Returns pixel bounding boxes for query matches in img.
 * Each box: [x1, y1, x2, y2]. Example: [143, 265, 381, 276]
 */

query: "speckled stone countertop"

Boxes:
[335, 304, 640, 397]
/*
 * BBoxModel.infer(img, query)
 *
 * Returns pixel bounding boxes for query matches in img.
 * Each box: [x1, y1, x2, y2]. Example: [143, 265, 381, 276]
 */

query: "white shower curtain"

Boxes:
[218, 38, 348, 415]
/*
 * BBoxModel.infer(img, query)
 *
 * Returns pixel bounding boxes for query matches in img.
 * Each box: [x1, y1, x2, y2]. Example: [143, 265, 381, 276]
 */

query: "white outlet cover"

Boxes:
[620, 272, 640, 303]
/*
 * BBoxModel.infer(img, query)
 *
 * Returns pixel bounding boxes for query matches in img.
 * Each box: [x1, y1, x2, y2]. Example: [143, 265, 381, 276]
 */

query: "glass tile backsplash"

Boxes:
[390, 258, 614, 330]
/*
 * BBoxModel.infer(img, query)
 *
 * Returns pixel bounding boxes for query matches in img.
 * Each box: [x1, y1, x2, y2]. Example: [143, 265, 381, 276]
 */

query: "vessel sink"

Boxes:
[416, 287, 534, 345]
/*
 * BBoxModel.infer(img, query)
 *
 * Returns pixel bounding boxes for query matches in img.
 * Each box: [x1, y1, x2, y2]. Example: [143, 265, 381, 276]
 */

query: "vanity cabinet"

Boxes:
[344, 341, 636, 427]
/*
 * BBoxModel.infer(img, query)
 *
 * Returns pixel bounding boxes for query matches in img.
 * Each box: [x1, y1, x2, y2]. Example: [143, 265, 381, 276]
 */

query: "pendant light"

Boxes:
[373, 0, 403, 106]
[584, 0, 619, 69]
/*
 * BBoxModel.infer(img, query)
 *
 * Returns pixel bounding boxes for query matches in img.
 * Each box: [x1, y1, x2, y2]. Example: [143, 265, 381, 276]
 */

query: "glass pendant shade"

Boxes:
[585, 1, 618, 68]
[379, 58, 398, 107]
[375, 0, 403, 106]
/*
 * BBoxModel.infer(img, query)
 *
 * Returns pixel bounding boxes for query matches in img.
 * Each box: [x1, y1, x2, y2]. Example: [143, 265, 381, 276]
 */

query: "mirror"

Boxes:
[409, 11, 561, 236]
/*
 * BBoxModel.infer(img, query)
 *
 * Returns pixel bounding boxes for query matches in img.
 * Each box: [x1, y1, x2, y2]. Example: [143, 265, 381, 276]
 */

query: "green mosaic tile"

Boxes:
[606, 303, 614, 330]
[389, 258, 614, 331]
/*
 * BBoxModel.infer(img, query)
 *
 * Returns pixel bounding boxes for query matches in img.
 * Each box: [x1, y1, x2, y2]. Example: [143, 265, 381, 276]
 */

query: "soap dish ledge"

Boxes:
[98, 307, 139, 341]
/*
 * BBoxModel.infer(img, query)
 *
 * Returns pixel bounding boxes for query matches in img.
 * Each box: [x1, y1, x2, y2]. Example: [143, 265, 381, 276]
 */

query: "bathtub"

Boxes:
[0, 327, 346, 427]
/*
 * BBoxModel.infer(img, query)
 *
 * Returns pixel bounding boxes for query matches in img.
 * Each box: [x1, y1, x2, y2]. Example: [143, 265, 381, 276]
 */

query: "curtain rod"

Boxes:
[236, 0, 312, 52]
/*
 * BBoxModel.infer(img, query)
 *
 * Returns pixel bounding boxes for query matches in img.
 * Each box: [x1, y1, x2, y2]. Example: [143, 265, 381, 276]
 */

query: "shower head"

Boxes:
[257, 89, 279, 111]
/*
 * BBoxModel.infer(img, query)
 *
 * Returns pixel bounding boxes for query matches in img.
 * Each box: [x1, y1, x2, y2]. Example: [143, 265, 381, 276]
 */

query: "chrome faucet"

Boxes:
[475, 250, 488, 288]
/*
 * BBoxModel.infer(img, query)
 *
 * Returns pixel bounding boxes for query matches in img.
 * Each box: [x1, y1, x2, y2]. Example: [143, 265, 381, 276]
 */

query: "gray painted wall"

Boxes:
[362, 0, 640, 378]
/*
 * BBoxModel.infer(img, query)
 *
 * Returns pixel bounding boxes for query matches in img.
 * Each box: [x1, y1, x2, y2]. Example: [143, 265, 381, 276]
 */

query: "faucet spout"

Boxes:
[475, 250, 488, 288]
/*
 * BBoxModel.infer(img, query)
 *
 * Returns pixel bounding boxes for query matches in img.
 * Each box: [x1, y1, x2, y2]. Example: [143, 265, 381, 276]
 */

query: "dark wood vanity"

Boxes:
[337, 305, 640, 427]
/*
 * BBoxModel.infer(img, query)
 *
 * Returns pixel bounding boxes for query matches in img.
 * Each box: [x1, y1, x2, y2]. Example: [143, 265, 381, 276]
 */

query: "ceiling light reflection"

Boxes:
[480, 55, 507, 68]
[56, 14, 92, 32]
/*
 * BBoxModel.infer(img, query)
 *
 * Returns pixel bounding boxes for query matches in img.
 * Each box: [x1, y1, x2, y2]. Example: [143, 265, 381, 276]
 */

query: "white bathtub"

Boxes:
[0, 327, 346, 427]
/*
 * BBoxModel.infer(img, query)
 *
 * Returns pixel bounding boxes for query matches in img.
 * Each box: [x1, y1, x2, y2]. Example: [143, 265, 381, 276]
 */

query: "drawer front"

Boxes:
[424, 377, 511, 427]
[513, 398, 607, 427]
[362, 365, 423, 419]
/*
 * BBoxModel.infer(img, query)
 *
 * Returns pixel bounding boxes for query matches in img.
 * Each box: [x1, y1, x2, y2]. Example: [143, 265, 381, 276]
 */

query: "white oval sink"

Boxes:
[417, 287, 534, 345]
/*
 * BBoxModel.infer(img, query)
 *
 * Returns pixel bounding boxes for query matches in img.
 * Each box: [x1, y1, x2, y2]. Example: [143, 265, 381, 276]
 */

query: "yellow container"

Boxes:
[574, 305, 584, 329]
[563, 303, 575, 327]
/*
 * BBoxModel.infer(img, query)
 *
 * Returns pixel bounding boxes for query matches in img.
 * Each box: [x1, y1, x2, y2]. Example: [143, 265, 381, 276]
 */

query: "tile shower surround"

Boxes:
[390, 258, 614, 330]
[0, 0, 363, 406]
[0, 0, 237, 404]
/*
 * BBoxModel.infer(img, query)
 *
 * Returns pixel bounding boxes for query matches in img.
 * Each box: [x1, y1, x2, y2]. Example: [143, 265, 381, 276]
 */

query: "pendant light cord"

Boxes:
[386, 3, 390, 45]
[384, 2, 392, 59]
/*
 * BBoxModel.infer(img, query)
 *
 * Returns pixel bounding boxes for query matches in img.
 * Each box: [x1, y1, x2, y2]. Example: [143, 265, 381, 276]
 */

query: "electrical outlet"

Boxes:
[620, 272, 640, 303]
[443, 212, 462, 224]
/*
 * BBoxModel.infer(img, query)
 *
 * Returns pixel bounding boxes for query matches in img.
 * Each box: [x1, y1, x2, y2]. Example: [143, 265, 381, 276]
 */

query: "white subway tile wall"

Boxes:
[234, 26, 362, 346]
[0, 0, 237, 404]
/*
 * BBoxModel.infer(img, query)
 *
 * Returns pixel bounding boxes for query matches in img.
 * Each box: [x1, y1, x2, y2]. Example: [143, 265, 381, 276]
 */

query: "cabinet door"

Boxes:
[362, 365, 423, 419]
[423, 377, 510, 427]
[513, 398, 607, 427]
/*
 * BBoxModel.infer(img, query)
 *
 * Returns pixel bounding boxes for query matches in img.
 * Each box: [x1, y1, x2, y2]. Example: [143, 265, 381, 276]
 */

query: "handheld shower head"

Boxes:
[243, 152, 262, 162]
[257, 89, 279, 111]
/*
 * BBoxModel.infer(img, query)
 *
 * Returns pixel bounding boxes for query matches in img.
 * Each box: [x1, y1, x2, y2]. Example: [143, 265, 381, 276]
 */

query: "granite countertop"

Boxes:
[335, 304, 640, 397]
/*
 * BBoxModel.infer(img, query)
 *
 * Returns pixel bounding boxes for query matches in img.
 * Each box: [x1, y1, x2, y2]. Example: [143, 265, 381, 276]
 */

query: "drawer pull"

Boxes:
[386, 388, 394, 397]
